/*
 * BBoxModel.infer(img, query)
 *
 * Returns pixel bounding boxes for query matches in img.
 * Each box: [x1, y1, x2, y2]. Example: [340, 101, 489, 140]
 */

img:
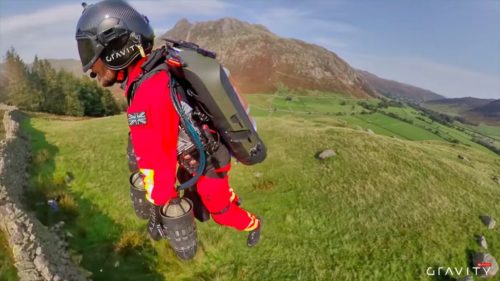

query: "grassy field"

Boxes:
[19, 92, 500, 281]
[247, 94, 499, 155]
[421, 103, 463, 117]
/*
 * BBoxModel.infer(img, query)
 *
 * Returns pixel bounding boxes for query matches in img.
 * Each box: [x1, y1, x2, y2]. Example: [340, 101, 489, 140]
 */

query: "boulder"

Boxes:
[472, 252, 498, 278]
[35, 246, 42, 256]
[480, 215, 496, 229]
[317, 149, 336, 160]
[476, 235, 488, 249]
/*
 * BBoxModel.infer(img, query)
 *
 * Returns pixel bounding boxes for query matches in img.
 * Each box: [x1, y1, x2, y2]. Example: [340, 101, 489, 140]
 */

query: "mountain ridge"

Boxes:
[357, 70, 445, 102]
[156, 18, 377, 98]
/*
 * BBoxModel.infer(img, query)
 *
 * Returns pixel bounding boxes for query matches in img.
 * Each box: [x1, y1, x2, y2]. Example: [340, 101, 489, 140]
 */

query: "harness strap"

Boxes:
[126, 47, 168, 106]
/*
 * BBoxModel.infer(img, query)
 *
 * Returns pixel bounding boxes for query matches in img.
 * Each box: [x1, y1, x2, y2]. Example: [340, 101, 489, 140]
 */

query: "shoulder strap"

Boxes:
[126, 47, 169, 106]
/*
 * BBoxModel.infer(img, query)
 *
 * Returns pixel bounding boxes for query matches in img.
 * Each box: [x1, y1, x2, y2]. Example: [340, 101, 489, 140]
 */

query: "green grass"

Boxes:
[463, 123, 500, 140]
[422, 103, 463, 117]
[246, 93, 367, 117]
[247, 93, 499, 156]
[0, 231, 18, 281]
[20, 102, 500, 281]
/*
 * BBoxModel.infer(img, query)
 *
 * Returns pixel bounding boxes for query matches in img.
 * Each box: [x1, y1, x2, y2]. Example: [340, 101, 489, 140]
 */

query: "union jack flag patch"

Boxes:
[128, 111, 147, 126]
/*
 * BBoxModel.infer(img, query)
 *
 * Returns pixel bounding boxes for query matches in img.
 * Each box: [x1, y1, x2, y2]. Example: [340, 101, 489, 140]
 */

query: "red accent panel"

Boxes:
[214, 163, 231, 173]
[126, 59, 179, 206]
[196, 166, 254, 231]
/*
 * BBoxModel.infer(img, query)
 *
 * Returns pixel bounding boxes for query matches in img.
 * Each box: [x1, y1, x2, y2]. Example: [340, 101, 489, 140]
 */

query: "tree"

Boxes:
[1, 49, 120, 117]
[3, 48, 39, 110]
[64, 91, 84, 116]
[31, 56, 59, 112]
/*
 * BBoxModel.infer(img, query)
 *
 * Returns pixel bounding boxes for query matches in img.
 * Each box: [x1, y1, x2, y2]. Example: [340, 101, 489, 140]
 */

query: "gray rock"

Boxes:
[457, 275, 473, 281]
[40, 265, 53, 281]
[471, 252, 498, 278]
[25, 242, 34, 252]
[15, 260, 35, 271]
[27, 223, 34, 233]
[480, 215, 496, 229]
[317, 149, 336, 160]
[34, 254, 47, 266]
[36, 246, 42, 256]
[12, 244, 23, 257]
[477, 235, 488, 249]
[18, 269, 42, 281]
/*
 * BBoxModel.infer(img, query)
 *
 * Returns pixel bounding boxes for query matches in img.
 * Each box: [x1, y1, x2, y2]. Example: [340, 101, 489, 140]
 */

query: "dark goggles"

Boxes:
[76, 34, 105, 72]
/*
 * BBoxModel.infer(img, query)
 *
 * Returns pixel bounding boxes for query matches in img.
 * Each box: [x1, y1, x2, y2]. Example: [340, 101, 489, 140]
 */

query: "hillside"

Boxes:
[156, 18, 377, 98]
[424, 97, 494, 114]
[467, 99, 500, 117]
[358, 70, 445, 102]
[16, 93, 500, 281]
[466, 99, 500, 124]
[46, 59, 83, 77]
[424, 97, 499, 125]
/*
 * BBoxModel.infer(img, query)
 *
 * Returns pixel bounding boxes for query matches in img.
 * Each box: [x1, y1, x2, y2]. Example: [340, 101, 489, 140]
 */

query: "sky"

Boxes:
[0, 0, 499, 99]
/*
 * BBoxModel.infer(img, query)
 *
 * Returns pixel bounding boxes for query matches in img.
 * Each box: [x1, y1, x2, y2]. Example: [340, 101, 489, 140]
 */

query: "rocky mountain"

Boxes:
[156, 18, 377, 98]
[357, 70, 444, 102]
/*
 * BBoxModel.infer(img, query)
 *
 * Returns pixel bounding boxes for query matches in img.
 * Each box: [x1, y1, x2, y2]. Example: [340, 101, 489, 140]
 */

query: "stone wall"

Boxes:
[0, 105, 89, 281]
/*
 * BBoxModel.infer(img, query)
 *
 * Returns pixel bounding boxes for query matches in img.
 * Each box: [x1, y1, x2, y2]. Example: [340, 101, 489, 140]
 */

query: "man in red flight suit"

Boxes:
[75, 0, 261, 247]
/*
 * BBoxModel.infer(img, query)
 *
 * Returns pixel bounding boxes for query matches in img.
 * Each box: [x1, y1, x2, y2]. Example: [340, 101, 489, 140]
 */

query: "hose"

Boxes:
[169, 76, 207, 190]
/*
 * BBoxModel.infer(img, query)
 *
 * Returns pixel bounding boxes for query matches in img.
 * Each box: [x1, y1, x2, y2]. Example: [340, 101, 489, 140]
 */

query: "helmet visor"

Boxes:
[77, 37, 99, 72]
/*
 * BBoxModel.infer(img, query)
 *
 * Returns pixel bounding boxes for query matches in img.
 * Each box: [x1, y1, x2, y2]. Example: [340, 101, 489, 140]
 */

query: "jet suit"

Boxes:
[125, 57, 259, 232]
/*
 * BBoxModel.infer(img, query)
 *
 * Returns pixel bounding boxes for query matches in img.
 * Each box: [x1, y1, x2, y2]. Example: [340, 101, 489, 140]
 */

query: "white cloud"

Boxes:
[0, 4, 81, 34]
[130, 0, 232, 17]
[0, 0, 231, 62]
[253, 7, 358, 37]
[312, 37, 347, 50]
[344, 54, 500, 99]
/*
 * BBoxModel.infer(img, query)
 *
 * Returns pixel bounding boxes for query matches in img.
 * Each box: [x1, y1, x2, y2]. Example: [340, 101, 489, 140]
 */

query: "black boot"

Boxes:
[148, 204, 165, 241]
[247, 217, 262, 247]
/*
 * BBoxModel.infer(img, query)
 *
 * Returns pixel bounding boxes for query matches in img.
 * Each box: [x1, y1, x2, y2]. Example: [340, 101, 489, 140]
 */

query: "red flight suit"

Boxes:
[125, 57, 259, 231]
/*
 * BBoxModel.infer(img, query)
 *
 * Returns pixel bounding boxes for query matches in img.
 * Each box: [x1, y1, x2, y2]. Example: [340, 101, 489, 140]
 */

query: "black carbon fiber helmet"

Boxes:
[75, 0, 155, 72]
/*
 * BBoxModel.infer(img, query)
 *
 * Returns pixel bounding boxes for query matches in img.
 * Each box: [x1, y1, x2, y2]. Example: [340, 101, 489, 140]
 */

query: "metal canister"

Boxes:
[160, 198, 198, 260]
[129, 172, 150, 219]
